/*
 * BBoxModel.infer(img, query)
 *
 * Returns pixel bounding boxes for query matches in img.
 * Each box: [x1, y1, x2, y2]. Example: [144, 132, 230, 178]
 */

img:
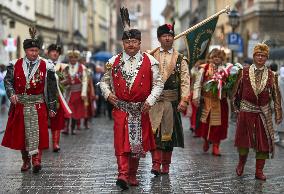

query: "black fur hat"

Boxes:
[157, 23, 175, 38]
[47, 44, 62, 54]
[120, 7, 141, 41]
[23, 26, 41, 49]
[122, 29, 141, 41]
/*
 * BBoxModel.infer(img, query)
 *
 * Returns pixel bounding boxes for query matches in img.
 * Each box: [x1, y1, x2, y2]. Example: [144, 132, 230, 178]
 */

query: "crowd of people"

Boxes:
[1, 7, 284, 191]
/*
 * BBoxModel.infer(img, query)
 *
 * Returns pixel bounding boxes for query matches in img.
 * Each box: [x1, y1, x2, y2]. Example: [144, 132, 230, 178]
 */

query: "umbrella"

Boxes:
[270, 47, 284, 60]
[91, 51, 113, 62]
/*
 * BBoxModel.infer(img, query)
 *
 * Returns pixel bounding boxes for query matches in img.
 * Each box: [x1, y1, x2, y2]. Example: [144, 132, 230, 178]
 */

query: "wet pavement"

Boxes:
[1, 111, 284, 194]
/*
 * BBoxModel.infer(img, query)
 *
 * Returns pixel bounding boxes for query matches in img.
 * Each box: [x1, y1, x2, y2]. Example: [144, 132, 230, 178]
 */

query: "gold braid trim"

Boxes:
[248, 65, 268, 97]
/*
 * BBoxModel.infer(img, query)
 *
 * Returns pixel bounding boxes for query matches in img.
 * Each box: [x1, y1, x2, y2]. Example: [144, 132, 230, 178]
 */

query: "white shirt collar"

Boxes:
[252, 64, 265, 71]
[24, 56, 40, 65]
[160, 47, 173, 54]
[48, 59, 58, 65]
[123, 51, 142, 61]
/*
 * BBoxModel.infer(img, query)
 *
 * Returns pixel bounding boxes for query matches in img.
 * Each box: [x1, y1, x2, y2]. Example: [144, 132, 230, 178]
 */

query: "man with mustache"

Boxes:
[1, 27, 57, 173]
[100, 28, 164, 190]
[149, 23, 190, 176]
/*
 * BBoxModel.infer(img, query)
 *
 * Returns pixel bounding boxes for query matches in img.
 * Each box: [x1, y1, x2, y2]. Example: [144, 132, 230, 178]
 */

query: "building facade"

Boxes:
[0, 0, 36, 63]
[235, 0, 284, 59]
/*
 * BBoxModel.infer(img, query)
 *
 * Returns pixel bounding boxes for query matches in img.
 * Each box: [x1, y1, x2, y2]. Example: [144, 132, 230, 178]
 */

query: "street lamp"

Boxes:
[228, 9, 240, 63]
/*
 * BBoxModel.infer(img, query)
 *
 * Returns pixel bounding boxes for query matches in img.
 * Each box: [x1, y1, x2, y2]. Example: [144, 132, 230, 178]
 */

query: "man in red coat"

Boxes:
[100, 28, 164, 190]
[47, 44, 72, 152]
[233, 43, 282, 180]
[63, 50, 87, 135]
[1, 28, 57, 173]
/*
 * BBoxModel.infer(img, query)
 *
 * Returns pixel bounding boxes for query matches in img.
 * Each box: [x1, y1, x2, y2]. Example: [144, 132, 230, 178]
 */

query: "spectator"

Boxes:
[92, 64, 104, 117]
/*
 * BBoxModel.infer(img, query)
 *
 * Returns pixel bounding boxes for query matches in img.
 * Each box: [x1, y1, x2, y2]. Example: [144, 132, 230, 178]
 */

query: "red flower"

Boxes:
[166, 24, 173, 30]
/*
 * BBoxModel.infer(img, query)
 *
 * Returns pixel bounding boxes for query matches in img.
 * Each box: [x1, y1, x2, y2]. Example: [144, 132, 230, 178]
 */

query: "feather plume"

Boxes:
[262, 40, 270, 46]
[29, 26, 37, 39]
[120, 7, 131, 30]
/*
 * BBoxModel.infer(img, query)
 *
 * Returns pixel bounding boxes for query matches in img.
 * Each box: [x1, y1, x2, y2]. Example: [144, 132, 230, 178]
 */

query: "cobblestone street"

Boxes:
[1, 113, 284, 194]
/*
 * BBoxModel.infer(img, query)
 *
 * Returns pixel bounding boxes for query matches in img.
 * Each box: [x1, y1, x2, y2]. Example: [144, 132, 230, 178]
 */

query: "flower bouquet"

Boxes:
[203, 63, 243, 99]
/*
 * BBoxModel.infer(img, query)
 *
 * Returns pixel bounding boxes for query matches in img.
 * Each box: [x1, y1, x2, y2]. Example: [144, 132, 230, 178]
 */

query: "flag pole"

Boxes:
[149, 6, 231, 55]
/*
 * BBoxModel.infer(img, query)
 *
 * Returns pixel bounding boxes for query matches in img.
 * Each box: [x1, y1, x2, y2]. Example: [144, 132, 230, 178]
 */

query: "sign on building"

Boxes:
[228, 33, 242, 51]
[4, 37, 17, 52]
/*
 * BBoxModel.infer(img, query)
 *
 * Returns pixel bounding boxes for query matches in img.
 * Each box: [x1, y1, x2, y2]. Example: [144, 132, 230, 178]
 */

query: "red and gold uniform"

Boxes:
[233, 43, 282, 180]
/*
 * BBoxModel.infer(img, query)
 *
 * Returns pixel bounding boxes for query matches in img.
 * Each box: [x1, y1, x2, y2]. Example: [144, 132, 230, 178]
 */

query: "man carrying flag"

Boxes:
[149, 23, 190, 176]
[178, 15, 229, 156]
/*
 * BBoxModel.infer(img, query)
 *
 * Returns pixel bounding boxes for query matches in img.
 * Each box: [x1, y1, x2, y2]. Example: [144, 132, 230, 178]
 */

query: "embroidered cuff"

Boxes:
[146, 95, 156, 106]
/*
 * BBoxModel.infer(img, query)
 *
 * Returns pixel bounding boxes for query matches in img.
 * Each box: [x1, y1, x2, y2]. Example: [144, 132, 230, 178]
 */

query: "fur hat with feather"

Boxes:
[23, 26, 41, 49]
[120, 7, 141, 41]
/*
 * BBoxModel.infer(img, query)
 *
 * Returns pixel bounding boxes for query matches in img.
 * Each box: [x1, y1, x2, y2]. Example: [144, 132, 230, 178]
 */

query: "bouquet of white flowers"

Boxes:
[204, 63, 243, 99]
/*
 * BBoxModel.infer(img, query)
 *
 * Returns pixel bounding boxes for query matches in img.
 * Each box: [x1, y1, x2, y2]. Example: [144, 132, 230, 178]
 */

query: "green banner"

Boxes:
[184, 17, 219, 69]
